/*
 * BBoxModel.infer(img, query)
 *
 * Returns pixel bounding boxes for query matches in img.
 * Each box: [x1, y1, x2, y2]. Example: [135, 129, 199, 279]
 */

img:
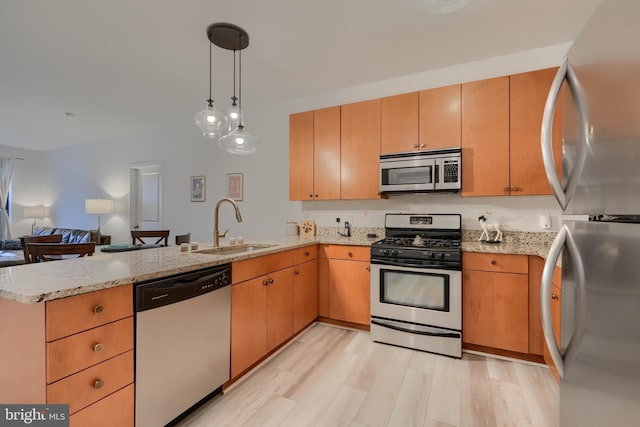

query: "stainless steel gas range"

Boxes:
[370, 213, 462, 358]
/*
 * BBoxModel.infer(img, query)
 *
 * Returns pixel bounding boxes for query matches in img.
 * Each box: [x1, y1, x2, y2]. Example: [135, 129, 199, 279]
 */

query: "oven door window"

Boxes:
[382, 166, 433, 186]
[380, 269, 449, 311]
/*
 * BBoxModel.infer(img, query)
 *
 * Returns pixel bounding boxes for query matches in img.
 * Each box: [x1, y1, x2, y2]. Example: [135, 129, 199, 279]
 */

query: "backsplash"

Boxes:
[462, 230, 556, 245]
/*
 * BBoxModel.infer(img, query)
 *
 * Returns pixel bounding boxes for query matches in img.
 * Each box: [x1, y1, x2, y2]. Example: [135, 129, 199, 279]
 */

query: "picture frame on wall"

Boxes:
[190, 176, 206, 202]
[226, 173, 243, 201]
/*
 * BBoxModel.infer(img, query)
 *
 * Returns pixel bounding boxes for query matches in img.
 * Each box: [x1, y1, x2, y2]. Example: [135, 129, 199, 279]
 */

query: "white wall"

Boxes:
[9, 42, 570, 243]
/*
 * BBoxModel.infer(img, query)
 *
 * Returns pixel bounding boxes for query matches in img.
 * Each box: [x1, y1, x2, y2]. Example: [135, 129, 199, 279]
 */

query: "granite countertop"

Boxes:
[1, 228, 557, 304]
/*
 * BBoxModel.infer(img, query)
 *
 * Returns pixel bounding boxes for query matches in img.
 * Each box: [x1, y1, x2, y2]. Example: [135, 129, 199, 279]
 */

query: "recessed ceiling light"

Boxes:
[424, 0, 471, 14]
[64, 112, 76, 118]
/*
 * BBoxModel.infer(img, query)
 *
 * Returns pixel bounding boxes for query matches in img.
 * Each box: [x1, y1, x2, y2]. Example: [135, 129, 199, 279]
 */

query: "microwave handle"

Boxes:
[434, 164, 440, 185]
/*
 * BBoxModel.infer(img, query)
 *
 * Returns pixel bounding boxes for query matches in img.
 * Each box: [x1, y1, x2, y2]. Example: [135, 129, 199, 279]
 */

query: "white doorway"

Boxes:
[130, 163, 162, 230]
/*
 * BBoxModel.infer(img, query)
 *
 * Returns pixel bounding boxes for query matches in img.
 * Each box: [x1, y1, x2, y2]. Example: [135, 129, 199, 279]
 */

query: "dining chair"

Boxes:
[20, 234, 63, 264]
[175, 233, 191, 245]
[26, 242, 96, 263]
[131, 230, 170, 246]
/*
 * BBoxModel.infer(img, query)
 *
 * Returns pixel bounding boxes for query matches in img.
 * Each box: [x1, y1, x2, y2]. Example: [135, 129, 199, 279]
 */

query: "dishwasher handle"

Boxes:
[136, 265, 231, 312]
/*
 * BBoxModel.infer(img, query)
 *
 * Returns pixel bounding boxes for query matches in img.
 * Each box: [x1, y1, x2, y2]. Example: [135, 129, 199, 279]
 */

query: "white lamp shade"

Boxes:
[85, 199, 114, 215]
[24, 206, 45, 218]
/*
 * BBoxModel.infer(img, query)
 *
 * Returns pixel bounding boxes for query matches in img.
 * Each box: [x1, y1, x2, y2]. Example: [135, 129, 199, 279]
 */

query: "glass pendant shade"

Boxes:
[218, 124, 259, 155]
[225, 102, 241, 132]
[194, 102, 228, 139]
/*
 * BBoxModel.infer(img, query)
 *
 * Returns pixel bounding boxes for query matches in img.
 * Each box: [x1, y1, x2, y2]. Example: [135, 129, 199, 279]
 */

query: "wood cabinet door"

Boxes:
[328, 259, 370, 325]
[544, 267, 562, 382]
[381, 92, 419, 154]
[461, 76, 510, 196]
[341, 99, 381, 199]
[293, 260, 318, 333]
[231, 276, 267, 378]
[289, 111, 314, 201]
[463, 269, 529, 353]
[266, 267, 294, 351]
[510, 68, 563, 195]
[419, 84, 461, 150]
[313, 106, 341, 200]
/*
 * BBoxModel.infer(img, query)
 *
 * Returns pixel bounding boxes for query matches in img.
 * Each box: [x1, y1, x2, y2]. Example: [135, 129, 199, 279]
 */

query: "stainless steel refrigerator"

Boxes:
[540, 1, 640, 426]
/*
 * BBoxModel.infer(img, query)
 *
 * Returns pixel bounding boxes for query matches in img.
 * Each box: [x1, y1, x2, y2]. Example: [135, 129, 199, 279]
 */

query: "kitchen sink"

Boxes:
[193, 243, 278, 256]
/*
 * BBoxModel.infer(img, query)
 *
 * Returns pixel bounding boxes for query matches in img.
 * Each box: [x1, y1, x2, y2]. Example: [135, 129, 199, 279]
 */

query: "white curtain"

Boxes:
[0, 156, 14, 239]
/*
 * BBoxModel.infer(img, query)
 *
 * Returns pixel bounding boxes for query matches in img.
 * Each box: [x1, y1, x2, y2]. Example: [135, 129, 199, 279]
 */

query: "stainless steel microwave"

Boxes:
[379, 148, 461, 193]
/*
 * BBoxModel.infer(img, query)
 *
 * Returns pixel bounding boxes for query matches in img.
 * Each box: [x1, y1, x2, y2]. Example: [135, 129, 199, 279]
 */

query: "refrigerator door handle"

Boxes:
[541, 224, 587, 378]
[541, 57, 589, 211]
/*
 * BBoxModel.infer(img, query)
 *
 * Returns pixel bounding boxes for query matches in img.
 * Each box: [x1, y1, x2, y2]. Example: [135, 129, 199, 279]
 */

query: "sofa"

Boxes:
[0, 227, 110, 267]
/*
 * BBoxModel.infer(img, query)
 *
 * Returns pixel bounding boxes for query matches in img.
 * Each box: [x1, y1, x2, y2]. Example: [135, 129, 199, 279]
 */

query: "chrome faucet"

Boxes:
[213, 198, 243, 247]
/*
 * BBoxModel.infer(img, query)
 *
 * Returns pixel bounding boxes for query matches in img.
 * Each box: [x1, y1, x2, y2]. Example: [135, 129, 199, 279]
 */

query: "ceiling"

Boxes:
[0, 0, 602, 151]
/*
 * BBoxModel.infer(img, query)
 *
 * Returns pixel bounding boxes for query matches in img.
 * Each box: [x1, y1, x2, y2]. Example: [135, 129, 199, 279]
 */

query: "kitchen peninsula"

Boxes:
[1, 230, 557, 426]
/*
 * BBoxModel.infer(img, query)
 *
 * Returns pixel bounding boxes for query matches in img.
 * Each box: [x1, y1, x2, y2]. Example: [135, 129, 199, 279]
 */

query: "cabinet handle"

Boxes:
[304, 251, 310, 256]
[503, 186, 510, 192]
[464, 273, 470, 280]
[92, 305, 103, 314]
[366, 266, 370, 272]
[413, 144, 419, 148]
[294, 269, 300, 275]
[93, 379, 104, 390]
[308, 194, 313, 198]
[315, 194, 319, 198]
[512, 186, 521, 192]
[268, 278, 274, 284]
[490, 260, 497, 265]
[347, 251, 353, 257]
[551, 293, 559, 300]
[263, 280, 268, 286]
[93, 343, 104, 353]
[420, 144, 426, 148]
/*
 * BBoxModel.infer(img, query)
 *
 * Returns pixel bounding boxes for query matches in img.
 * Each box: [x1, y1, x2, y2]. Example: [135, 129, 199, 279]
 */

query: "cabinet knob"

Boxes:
[309, 194, 313, 198]
[304, 251, 310, 256]
[92, 305, 103, 314]
[347, 251, 353, 257]
[93, 343, 104, 353]
[503, 186, 510, 192]
[294, 269, 300, 275]
[315, 194, 319, 198]
[490, 260, 497, 265]
[366, 266, 370, 272]
[512, 186, 521, 192]
[413, 144, 419, 148]
[420, 144, 426, 148]
[268, 278, 274, 284]
[263, 280, 268, 286]
[551, 293, 559, 300]
[464, 273, 470, 280]
[93, 379, 104, 390]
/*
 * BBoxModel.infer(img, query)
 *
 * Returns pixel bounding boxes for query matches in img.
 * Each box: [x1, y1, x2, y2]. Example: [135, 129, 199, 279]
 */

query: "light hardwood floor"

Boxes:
[178, 323, 558, 427]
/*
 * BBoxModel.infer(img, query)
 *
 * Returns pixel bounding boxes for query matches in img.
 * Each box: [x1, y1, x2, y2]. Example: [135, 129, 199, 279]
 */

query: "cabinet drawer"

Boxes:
[47, 350, 133, 414]
[267, 250, 294, 272]
[293, 245, 318, 264]
[47, 317, 133, 383]
[46, 285, 133, 341]
[69, 383, 134, 427]
[462, 253, 528, 274]
[321, 245, 370, 262]
[233, 256, 268, 283]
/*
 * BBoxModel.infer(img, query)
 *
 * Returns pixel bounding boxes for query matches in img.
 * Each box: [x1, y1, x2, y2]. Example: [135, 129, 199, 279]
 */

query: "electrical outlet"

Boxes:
[539, 214, 551, 229]
[336, 217, 341, 224]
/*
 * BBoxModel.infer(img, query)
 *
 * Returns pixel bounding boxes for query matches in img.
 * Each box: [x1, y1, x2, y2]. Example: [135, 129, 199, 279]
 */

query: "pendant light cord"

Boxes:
[207, 43, 213, 106]
[232, 50, 237, 105]
[238, 33, 244, 127]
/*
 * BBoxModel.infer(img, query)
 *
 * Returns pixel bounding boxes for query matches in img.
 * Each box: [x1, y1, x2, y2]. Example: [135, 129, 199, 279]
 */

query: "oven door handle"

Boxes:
[371, 319, 461, 339]
[370, 258, 460, 270]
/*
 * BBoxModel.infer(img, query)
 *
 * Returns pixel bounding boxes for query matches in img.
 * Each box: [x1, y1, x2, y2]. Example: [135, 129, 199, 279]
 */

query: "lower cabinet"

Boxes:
[462, 253, 529, 353]
[230, 246, 318, 379]
[543, 266, 562, 382]
[319, 245, 371, 326]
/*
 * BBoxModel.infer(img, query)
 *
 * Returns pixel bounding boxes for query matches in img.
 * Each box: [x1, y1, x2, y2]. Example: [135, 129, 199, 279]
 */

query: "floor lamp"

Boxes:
[24, 206, 45, 234]
[85, 199, 113, 244]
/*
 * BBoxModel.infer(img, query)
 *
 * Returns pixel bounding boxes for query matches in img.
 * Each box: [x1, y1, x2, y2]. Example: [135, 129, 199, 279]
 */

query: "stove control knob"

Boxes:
[426, 252, 435, 259]
[436, 252, 445, 260]
[382, 249, 390, 256]
[391, 250, 399, 256]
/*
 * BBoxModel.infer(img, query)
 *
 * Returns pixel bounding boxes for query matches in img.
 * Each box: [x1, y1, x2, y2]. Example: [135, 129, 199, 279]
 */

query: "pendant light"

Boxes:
[210, 23, 260, 155]
[225, 49, 241, 133]
[194, 43, 227, 139]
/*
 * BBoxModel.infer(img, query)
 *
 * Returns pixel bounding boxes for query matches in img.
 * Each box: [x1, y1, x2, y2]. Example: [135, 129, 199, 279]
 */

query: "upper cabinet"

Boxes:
[380, 86, 461, 155]
[419, 84, 462, 150]
[289, 106, 341, 201]
[510, 67, 563, 196]
[381, 92, 419, 154]
[341, 99, 381, 200]
[461, 76, 510, 197]
[461, 68, 562, 197]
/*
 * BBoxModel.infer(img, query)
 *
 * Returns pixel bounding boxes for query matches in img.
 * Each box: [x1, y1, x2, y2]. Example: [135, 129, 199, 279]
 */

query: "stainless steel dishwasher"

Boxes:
[135, 264, 231, 427]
